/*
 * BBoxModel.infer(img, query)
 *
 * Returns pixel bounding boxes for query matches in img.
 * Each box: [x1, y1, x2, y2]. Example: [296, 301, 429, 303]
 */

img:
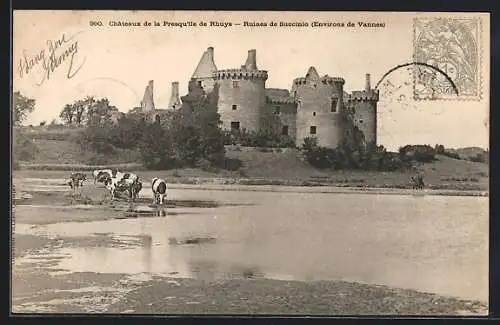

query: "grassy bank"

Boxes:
[14, 128, 489, 192]
[14, 155, 489, 193]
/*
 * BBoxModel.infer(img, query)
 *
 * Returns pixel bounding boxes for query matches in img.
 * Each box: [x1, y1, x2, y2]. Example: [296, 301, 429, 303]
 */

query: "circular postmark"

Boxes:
[75, 77, 141, 103]
[374, 62, 458, 121]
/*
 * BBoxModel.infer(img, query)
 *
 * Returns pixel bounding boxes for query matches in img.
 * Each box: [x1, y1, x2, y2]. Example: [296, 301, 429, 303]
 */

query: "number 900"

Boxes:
[89, 21, 103, 27]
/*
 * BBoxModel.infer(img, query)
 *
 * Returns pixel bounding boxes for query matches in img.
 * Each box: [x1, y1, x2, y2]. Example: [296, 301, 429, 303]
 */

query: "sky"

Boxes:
[13, 11, 490, 150]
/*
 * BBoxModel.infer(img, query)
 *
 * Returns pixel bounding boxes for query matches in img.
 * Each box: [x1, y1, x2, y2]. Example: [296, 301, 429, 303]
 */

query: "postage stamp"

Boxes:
[413, 17, 482, 101]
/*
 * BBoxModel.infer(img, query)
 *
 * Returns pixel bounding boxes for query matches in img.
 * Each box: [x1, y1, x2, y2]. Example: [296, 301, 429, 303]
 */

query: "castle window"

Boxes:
[310, 126, 317, 135]
[331, 98, 338, 112]
[197, 81, 202, 87]
[359, 119, 364, 124]
[282, 125, 289, 136]
[275, 106, 281, 115]
[313, 112, 316, 116]
[312, 83, 317, 88]
[232, 104, 237, 110]
[231, 121, 240, 131]
[232, 80, 239, 88]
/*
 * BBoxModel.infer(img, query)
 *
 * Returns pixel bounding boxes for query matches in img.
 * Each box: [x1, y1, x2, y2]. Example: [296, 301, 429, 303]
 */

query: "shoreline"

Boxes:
[165, 183, 488, 197]
[14, 175, 488, 197]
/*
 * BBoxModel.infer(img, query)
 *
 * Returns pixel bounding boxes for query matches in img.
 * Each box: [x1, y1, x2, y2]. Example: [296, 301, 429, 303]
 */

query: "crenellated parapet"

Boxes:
[214, 69, 268, 81]
[347, 90, 379, 102]
[293, 76, 345, 85]
[266, 97, 297, 104]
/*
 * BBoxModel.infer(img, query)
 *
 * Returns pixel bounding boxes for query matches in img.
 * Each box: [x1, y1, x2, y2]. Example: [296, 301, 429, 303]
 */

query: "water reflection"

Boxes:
[188, 260, 220, 281]
[141, 225, 153, 274]
[16, 190, 489, 302]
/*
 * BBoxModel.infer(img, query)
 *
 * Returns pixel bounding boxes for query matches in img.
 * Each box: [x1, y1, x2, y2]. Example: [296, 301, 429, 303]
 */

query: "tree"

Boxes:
[137, 81, 226, 170]
[13, 91, 35, 125]
[59, 104, 75, 125]
[74, 98, 90, 125]
[109, 113, 148, 149]
[173, 81, 225, 166]
[139, 120, 176, 169]
[86, 97, 117, 126]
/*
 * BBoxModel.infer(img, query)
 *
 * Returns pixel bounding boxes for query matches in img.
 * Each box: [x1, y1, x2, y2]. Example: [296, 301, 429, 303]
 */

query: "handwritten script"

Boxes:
[17, 31, 86, 86]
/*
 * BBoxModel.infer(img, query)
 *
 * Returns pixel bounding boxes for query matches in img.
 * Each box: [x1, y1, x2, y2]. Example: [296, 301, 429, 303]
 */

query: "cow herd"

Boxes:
[68, 169, 169, 205]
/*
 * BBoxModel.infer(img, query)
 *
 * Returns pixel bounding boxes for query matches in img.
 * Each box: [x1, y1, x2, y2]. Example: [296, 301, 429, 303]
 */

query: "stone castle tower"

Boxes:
[292, 67, 345, 148]
[140, 80, 155, 112]
[138, 47, 379, 148]
[346, 74, 379, 145]
[168, 81, 182, 110]
[191, 47, 218, 93]
[136, 79, 183, 122]
[188, 46, 378, 148]
[213, 50, 268, 133]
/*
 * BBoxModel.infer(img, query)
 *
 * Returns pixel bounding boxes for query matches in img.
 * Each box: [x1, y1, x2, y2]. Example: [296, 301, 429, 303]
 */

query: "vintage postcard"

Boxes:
[11, 11, 490, 315]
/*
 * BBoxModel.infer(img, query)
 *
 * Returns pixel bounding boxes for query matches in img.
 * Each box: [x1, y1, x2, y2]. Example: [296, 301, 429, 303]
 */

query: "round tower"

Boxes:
[292, 67, 345, 149]
[346, 74, 379, 146]
[215, 49, 268, 133]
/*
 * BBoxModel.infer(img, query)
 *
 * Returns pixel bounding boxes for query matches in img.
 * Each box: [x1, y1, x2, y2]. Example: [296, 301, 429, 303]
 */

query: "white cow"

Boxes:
[103, 172, 140, 201]
[151, 177, 167, 205]
[93, 169, 113, 184]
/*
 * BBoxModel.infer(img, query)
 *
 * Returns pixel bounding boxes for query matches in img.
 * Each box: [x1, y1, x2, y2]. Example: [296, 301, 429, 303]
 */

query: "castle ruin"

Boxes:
[141, 47, 379, 148]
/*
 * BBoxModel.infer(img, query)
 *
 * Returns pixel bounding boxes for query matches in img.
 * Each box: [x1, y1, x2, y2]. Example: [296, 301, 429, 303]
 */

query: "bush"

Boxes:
[13, 129, 39, 162]
[299, 137, 409, 171]
[300, 137, 340, 169]
[469, 153, 488, 164]
[442, 151, 461, 159]
[77, 125, 117, 154]
[224, 129, 296, 148]
[399, 145, 436, 163]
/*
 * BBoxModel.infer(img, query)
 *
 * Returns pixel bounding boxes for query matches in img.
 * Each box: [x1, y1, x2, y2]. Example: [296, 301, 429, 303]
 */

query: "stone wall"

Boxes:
[263, 102, 297, 140]
[293, 72, 345, 149]
[350, 99, 378, 146]
[216, 71, 268, 133]
[348, 88, 379, 146]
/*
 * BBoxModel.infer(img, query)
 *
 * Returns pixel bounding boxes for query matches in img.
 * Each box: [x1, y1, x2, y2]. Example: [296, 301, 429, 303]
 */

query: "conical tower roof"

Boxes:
[192, 47, 218, 79]
[305, 66, 320, 80]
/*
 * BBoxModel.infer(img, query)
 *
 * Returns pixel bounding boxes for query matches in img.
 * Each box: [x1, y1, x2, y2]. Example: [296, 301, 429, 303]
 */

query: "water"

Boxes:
[15, 188, 489, 302]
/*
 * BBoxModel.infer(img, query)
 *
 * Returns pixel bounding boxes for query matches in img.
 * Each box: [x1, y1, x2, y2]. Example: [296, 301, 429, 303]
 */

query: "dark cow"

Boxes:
[68, 172, 87, 191]
[129, 180, 143, 201]
[410, 174, 425, 190]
